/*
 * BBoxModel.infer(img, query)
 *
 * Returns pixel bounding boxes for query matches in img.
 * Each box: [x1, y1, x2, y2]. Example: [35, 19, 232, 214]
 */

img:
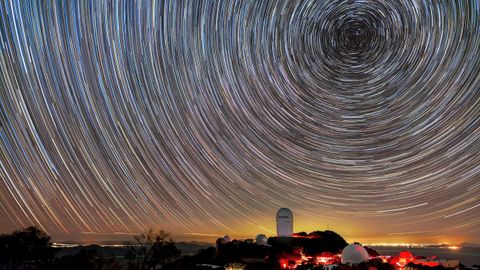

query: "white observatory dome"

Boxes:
[341, 244, 369, 264]
[223, 235, 231, 243]
[255, 234, 268, 245]
[276, 208, 293, 237]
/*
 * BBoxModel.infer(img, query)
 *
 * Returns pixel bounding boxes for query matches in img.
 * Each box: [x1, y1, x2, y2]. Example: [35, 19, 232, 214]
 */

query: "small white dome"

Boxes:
[223, 235, 231, 243]
[255, 234, 268, 245]
[341, 244, 369, 264]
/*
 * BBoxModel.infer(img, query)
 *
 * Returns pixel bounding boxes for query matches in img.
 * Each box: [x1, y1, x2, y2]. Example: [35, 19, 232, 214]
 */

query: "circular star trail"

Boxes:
[0, 0, 479, 242]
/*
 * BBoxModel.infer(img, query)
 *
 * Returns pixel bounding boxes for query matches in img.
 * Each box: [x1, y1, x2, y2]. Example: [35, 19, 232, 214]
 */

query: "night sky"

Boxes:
[0, 0, 479, 244]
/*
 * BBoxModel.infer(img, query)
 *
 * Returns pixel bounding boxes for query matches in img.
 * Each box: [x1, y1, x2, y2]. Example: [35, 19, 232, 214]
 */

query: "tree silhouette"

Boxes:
[126, 229, 180, 270]
[0, 226, 55, 270]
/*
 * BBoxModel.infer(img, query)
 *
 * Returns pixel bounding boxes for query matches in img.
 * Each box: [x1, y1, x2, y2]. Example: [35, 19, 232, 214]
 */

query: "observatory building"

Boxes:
[255, 234, 268, 246]
[276, 208, 293, 237]
[341, 244, 369, 264]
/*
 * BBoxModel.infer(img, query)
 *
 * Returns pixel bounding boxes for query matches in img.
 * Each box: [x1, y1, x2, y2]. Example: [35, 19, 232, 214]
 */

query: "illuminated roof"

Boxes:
[399, 250, 414, 259]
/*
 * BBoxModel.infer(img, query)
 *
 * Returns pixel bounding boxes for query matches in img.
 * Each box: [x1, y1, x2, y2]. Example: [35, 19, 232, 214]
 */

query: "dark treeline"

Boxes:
[0, 226, 55, 270]
[0, 226, 180, 270]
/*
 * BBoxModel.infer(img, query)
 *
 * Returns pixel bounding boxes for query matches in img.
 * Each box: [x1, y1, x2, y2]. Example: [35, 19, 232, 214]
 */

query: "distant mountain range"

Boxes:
[461, 242, 480, 248]
[54, 241, 213, 258]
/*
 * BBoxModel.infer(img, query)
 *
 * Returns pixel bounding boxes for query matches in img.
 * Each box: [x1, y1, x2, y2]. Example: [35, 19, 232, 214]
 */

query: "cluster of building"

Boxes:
[273, 247, 461, 270]
[216, 208, 462, 270]
[380, 250, 460, 270]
